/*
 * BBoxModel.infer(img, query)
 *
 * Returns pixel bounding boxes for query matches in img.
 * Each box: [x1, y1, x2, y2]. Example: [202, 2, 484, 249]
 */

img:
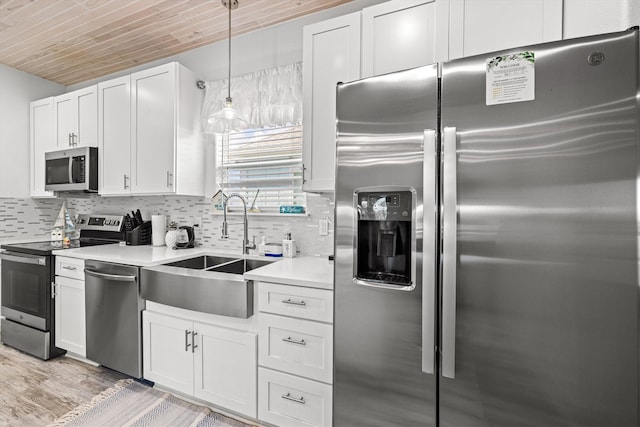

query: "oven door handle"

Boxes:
[0, 252, 47, 265]
[84, 269, 137, 282]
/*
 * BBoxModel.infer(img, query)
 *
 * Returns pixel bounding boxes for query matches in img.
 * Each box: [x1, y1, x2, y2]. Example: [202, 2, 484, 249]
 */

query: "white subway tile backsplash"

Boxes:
[0, 193, 334, 257]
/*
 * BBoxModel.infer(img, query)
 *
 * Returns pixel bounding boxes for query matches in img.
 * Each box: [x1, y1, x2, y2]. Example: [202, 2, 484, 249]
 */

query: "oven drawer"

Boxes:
[1, 318, 52, 360]
[258, 283, 333, 323]
[258, 367, 332, 427]
[258, 313, 333, 383]
[55, 256, 85, 280]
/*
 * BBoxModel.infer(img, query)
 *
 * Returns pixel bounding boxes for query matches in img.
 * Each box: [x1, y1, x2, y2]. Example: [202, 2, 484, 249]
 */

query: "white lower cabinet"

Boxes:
[259, 313, 333, 384]
[54, 256, 86, 357]
[258, 367, 332, 427]
[257, 281, 334, 427]
[143, 311, 193, 394]
[142, 310, 257, 418]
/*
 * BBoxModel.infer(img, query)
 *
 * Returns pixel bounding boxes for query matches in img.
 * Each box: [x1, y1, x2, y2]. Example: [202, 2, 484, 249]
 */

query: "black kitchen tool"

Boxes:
[123, 214, 133, 231]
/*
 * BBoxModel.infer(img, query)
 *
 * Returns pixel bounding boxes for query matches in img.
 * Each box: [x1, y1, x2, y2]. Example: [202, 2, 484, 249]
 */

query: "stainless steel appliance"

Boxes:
[174, 225, 195, 249]
[84, 260, 144, 378]
[334, 29, 639, 426]
[0, 251, 63, 360]
[45, 146, 98, 192]
[0, 213, 125, 360]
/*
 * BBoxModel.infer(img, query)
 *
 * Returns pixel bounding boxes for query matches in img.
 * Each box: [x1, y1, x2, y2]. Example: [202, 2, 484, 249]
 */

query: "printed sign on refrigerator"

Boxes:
[486, 52, 535, 105]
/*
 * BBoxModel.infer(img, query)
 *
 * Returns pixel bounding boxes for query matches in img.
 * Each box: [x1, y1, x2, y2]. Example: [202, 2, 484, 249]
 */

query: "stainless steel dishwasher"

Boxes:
[84, 260, 144, 378]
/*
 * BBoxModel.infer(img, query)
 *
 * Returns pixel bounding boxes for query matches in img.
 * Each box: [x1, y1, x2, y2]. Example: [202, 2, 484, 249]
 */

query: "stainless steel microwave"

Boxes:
[45, 146, 98, 192]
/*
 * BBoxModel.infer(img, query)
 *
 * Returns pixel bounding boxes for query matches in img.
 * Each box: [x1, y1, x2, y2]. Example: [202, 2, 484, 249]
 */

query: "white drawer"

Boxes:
[258, 282, 333, 323]
[259, 313, 332, 384]
[258, 367, 332, 427]
[55, 256, 85, 280]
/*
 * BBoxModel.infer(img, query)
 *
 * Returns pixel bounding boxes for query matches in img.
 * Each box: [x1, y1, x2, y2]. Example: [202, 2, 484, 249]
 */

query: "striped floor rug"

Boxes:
[47, 379, 257, 427]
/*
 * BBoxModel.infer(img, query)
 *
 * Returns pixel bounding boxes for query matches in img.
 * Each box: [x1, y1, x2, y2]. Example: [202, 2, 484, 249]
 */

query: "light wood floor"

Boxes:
[0, 343, 126, 426]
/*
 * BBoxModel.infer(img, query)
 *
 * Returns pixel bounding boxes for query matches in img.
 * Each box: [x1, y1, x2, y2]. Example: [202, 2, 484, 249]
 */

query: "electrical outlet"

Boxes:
[319, 219, 329, 236]
[194, 217, 202, 228]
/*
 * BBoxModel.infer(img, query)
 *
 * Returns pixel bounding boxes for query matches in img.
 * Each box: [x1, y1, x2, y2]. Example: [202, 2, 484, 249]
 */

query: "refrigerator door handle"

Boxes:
[422, 129, 437, 375]
[442, 126, 457, 379]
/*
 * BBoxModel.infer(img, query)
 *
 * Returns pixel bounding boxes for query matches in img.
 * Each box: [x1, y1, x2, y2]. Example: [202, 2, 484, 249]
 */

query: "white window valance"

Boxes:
[201, 62, 303, 131]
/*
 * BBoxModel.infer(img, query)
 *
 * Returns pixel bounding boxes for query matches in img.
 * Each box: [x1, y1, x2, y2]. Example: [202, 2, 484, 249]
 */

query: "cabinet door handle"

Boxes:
[166, 171, 173, 188]
[124, 174, 129, 189]
[281, 393, 306, 405]
[68, 133, 72, 146]
[282, 298, 306, 306]
[282, 336, 306, 346]
[51, 282, 57, 299]
[185, 330, 191, 352]
[191, 331, 198, 353]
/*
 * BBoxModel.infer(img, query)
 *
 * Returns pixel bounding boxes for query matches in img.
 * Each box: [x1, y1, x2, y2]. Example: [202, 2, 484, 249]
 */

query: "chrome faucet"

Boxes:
[220, 191, 256, 254]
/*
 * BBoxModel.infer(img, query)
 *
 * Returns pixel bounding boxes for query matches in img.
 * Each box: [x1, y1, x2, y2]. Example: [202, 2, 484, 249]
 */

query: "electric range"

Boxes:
[0, 214, 125, 360]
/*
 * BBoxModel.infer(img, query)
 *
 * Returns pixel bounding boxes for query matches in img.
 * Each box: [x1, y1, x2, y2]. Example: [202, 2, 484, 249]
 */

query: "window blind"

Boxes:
[216, 125, 305, 212]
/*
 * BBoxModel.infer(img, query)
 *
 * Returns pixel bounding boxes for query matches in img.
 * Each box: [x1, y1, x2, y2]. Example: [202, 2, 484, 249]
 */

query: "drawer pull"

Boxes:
[282, 336, 307, 346]
[282, 298, 306, 306]
[281, 393, 306, 405]
[62, 265, 77, 270]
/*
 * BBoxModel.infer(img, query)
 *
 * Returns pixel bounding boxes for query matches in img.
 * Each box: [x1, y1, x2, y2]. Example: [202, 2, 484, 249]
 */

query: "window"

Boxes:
[216, 124, 305, 213]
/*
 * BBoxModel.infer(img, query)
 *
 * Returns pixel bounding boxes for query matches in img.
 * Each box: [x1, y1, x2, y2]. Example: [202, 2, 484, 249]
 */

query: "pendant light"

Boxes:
[207, 0, 249, 133]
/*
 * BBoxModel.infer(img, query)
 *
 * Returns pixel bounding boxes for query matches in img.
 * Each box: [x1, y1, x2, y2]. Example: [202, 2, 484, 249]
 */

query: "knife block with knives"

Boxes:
[124, 209, 152, 246]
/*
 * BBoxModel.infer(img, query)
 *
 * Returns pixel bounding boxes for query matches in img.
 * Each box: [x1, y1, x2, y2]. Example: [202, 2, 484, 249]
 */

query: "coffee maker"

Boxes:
[354, 188, 415, 289]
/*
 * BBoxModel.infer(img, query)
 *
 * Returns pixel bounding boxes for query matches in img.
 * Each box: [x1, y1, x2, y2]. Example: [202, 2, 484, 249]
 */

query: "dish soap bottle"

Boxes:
[258, 236, 267, 255]
[283, 232, 296, 258]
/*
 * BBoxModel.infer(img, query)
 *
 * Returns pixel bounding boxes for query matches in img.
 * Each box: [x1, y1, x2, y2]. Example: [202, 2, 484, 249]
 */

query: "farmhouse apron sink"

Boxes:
[140, 256, 272, 318]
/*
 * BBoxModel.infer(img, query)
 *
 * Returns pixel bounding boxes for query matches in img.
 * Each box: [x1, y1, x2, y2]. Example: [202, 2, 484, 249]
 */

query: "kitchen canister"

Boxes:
[165, 221, 179, 248]
[151, 215, 166, 246]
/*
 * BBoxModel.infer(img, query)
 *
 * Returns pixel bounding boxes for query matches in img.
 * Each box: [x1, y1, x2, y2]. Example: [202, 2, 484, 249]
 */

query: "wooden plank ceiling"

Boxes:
[0, 0, 352, 86]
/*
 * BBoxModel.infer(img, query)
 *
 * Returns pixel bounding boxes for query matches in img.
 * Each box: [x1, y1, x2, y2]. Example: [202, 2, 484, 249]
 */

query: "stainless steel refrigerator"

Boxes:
[334, 28, 639, 426]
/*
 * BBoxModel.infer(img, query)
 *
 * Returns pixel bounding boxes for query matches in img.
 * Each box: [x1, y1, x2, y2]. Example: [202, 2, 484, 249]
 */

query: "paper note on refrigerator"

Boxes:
[486, 52, 535, 105]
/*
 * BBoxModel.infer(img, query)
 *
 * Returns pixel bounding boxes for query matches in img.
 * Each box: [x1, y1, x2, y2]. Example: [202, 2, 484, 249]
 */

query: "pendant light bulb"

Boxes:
[207, 0, 249, 133]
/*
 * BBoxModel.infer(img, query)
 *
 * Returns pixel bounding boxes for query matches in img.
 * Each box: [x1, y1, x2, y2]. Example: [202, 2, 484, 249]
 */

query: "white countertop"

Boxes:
[244, 255, 333, 290]
[52, 244, 206, 267]
[52, 244, 333, 289]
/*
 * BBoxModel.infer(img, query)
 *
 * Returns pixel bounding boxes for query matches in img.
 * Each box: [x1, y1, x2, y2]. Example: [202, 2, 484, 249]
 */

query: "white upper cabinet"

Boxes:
[53, 85, 98, 148]
[29, 97, 55, 198]
[131, 62, 203, 196]
[98, 62, 204, 196]
[563, 0, 638, 39]
[302, 12, 361, 193]
[98, 75, 132, 196]
[361, 0, 449, 78]
[130, 64, 177, 194]
[447, 0, 563, 59]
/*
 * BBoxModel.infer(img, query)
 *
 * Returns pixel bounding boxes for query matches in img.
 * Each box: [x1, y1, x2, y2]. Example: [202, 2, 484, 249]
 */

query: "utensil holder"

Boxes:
[126, 221, 152, 246]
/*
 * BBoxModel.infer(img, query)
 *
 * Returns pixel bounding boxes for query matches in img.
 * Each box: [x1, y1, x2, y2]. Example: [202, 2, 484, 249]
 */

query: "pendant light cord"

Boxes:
[227, 1, 232, 102]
